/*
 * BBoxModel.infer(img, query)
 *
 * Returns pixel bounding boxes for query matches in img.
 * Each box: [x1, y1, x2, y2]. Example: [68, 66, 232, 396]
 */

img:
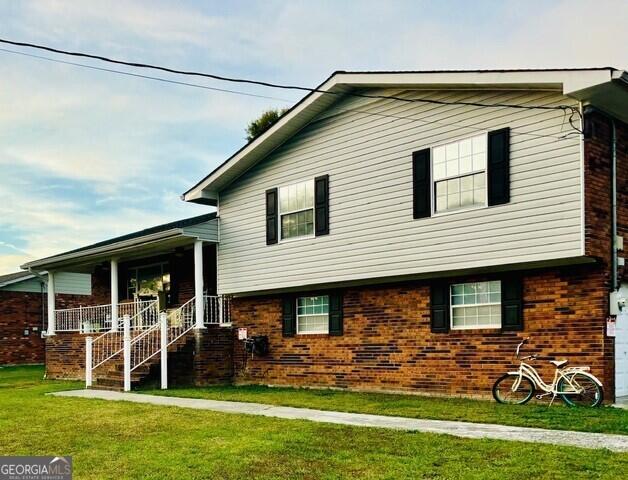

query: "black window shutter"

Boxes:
[328, 291, 343, 336]
[314, 175, 329, 236]
[282, 294, 296, 337]
[412, 148, 431, 219]
[266, 188, 278, 245]
[487, 128, 511, 206]
[430, 282, 450, 333]
[501, 275, 523, 331]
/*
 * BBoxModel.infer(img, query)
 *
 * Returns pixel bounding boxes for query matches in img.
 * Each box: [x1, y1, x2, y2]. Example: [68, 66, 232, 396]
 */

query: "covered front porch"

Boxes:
[22, 214, 234, 390]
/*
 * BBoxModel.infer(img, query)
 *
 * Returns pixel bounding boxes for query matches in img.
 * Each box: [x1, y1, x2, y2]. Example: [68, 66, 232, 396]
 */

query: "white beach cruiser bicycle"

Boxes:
[492, 338, 604, 407]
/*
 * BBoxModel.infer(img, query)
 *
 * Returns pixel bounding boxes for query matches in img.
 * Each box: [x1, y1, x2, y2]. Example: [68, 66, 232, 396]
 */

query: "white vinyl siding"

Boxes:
[217, 88, 583, 295]
[1, 272, 92, 295]
[451, 281, 501, 329]
[296, 295, 329, 334]
[182, 218, 219, 242]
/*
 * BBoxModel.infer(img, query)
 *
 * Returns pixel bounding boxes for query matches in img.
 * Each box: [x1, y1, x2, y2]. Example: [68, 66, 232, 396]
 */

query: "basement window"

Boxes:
[450, 281, 501, 329]
[296, 295, 329, 334]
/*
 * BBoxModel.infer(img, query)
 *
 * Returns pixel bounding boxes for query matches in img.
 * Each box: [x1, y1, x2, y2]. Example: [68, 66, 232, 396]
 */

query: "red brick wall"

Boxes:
[230, 264, 610, 397]
[45, 332, 88, 379]
[583, 111, 628, 399]
[0, 291, 46, 365]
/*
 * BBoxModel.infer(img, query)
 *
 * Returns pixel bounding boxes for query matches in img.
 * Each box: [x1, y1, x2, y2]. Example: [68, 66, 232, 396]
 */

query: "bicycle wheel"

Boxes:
[557, 373, 604, 407]
[492, 374, 535, 405]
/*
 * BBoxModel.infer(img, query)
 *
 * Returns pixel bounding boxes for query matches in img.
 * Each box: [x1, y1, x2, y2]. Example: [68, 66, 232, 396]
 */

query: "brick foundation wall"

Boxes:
[230, 264, 610, 398]
[45, 332, 88, 380]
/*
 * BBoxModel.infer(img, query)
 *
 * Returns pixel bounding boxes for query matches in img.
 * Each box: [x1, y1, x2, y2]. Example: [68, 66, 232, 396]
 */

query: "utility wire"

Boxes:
[0, 47, 578, 142]
[0, 47, 294, 103]
[0, 37, 583, 124]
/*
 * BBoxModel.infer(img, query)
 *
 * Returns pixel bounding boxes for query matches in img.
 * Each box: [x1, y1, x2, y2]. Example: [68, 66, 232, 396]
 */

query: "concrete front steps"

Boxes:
[90, 331, 195, 391]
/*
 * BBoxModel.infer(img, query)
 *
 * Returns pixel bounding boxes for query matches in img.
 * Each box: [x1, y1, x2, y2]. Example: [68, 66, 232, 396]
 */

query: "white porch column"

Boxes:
[123, 314, 131, 392]
[160, 312, 168, 389]
[47, 271, 55, 335]
[110, 259, 119, 332]
[85, 336, 93, 388]
[194, 240, 205, 329]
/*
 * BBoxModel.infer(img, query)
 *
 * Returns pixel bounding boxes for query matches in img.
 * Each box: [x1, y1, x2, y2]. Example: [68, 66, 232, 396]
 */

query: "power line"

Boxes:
[0, 47, 294, 103]
[0, 37, 583, 122]
[0, 46, 577, 142]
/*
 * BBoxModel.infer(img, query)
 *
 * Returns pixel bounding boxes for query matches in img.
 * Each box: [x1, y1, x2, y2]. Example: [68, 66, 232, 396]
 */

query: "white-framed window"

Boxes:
[296, 295, 329, 334]
[451, 281, 501, 329]
[279, 180, 314, 240]
[433, 134, 487, 213]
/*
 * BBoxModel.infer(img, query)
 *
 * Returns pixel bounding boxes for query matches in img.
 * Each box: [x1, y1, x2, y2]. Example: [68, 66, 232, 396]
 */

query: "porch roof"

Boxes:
[22, 213, 217, 272]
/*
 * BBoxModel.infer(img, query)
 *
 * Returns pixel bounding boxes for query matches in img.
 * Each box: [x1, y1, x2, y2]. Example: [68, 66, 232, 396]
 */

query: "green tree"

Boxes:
[246, 108, 288, 142]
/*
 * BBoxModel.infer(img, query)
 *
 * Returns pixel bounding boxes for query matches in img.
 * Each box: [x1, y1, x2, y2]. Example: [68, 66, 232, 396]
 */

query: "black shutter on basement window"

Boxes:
[412, 148, 431, 219]
[501, 275, 523, 331]
[328, 291, 344, 336]
[266, 188, 278, 245]
[282, 294, 296, 337]
[487, 128, 511, 206]
[314, 175, 329, 236]
[430, 282, 450, 333]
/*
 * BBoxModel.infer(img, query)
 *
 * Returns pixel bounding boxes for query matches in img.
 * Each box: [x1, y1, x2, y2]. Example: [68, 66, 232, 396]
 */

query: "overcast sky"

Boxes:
[0, 0, 626, 274]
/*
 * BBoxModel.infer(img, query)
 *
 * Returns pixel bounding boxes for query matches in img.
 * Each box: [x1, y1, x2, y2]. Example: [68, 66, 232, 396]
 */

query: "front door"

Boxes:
[616, 283, 628, 398]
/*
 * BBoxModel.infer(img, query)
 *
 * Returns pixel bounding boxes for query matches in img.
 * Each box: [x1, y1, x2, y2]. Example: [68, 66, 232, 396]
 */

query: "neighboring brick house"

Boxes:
[0, 271, 95, 365]
[21, 68, 628, 401]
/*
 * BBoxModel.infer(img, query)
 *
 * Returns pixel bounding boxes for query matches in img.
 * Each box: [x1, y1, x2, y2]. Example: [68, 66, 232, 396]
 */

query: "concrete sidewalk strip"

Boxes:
[51, 389, 628, 452]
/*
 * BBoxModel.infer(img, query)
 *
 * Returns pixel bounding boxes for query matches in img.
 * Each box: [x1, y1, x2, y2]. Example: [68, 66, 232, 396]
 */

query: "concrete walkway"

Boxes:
[51, 389, 628, 452]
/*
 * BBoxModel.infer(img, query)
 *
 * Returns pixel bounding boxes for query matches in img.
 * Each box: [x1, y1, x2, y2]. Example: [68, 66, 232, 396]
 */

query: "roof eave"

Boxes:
[183, 68, 621, 199]
[21, 229, 185, 271]
[0, 274, 36, 288]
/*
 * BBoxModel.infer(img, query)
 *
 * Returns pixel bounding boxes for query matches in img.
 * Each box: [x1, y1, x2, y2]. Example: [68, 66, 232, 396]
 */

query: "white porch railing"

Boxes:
[89, 300, 160, 370]
[129, 297, 196, 373]
[55, 300, 158, 333]
[204, 295, 231, 325]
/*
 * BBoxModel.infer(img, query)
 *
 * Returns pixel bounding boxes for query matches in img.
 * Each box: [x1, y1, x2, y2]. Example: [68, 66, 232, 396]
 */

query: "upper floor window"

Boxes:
[297, 295, 329, 334]
[450, 280, 501, 329]
[433, 134, 487, 213]
[279, 180, 314, 240]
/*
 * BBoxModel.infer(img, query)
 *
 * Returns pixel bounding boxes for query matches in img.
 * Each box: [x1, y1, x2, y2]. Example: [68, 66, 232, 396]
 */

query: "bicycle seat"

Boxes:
[550, 359, 568, 368]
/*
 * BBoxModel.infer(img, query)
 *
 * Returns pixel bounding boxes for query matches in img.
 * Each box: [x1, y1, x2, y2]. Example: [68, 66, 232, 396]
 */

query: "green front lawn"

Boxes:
[145, 383, 628, 435]
[0, 365, 627, 479]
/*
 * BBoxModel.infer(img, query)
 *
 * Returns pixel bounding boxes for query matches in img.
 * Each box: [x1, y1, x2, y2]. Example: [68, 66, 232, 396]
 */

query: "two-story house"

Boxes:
[25, 68, 628, 401]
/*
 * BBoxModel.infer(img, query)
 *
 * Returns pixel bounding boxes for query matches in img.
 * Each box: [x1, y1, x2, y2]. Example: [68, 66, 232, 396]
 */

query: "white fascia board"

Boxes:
[21, 229, 185, 270]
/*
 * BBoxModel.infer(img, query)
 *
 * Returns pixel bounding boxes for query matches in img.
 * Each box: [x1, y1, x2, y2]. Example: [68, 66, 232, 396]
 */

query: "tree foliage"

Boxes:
[246, 108, 288, 142]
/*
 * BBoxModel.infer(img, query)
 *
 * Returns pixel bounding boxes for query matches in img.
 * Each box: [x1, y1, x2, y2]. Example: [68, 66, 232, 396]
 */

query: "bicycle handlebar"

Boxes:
[515, 337, 531, 359]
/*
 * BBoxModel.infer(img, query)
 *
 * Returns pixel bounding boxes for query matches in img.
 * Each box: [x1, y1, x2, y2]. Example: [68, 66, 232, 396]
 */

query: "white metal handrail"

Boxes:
[89, 300, 159, 370]
[204, 295, 231, 325]
[129, 297, 196, 373]
[55, 300, 157, 333]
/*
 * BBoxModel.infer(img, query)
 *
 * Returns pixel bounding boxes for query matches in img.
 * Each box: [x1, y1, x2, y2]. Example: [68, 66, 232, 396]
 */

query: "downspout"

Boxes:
[27, 267, 49, 336]
[610, 119, 618, 292]
[584, 106, 619, 292]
